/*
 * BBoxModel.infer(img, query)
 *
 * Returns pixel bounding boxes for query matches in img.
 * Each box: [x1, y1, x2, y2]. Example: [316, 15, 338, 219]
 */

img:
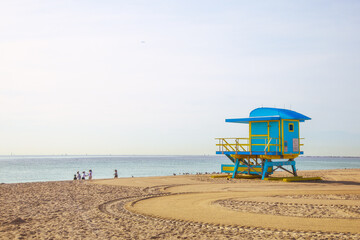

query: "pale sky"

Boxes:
[1, 1, 360, 156]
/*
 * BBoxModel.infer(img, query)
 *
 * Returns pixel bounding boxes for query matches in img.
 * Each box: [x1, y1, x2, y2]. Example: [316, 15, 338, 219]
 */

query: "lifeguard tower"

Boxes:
[216, 107, 311, 180]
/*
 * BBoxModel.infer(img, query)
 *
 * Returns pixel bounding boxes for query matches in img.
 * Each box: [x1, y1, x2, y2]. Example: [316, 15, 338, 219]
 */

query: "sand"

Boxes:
[0, 169, 360, 239]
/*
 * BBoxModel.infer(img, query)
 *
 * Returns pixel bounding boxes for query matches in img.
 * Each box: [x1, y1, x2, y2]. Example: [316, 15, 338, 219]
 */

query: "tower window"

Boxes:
[289, 123, 294, 132]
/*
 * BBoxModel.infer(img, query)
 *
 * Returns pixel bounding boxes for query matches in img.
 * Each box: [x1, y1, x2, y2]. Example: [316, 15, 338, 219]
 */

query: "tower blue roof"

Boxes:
[225, 107, 311, 123]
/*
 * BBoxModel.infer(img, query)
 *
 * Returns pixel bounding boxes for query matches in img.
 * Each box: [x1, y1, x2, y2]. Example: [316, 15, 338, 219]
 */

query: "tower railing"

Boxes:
[215, 137, 281, 153]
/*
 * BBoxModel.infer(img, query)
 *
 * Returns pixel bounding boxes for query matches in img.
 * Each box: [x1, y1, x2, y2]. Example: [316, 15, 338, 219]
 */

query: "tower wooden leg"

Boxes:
[290, 159, 297, 176]
[261, 160, 268, 180]
[232, 158, 240, 179]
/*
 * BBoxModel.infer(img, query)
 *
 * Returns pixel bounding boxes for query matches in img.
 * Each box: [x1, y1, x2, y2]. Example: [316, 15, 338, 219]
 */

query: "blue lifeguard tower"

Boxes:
[216, 107, 311, 180]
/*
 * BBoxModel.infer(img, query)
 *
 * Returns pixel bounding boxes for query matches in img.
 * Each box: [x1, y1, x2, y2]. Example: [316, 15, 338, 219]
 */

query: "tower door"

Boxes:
[268, 121, 280, 152]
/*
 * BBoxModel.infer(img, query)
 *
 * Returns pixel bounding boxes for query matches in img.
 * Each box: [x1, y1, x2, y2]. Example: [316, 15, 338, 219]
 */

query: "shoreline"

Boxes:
[1, 168, 360, 239]
[1, 167, 360, 184]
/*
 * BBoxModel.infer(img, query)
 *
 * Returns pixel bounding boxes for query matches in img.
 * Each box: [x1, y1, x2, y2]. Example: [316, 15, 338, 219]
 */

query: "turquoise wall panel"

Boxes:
[251, 122, 267, 135]
[283, 121, 299, 154]
[269, 121, 280, 152]
[251, 122, 268, 151]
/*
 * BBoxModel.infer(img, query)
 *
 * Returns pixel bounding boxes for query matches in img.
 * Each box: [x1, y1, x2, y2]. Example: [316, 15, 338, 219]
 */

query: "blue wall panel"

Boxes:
[269, 121, 280, 152]
[251, 122, 268, 135]
[251, 122, 268, 151]
[283, 120, 299, 154]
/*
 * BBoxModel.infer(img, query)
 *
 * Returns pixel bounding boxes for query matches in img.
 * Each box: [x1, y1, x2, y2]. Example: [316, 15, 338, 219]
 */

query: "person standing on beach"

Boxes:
[114, 169, 118, 178]
[77, 171, 81, 180]
[82, 171, 87, 180]
[88, 170, 92, 180]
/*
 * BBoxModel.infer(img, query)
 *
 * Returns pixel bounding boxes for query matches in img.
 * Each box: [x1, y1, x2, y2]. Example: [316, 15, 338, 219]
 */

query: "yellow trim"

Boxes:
[265, 176, 303, 181]
[249, 122, 252, 152]
[215, 138, 249, 140]
[215, 138, 280, 153]
[230, 154, 299, 159]
[251, 144, 278, 146]
[259, 154, 299, 159]
[223, 166, 236, 171]
[283, 177, 321, 182]
[249, 120, 279, 123]
[223, 166, 272, 173]
[215, 143, 251, 145]
[210, 175, 229, 178]
[298, 121, 301, 153]
[264, 121, 270, 152]
[281, 119, 300, 123]
[278, 120, 281, 152]
[281, 119, 284, 154]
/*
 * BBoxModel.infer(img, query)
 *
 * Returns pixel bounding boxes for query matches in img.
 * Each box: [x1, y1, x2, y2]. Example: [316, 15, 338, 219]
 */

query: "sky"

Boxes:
[1, 1, 360, 156]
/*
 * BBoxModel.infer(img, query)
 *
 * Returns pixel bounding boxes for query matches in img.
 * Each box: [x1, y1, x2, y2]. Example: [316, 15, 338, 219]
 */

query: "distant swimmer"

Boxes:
[114, 169, 118, 178]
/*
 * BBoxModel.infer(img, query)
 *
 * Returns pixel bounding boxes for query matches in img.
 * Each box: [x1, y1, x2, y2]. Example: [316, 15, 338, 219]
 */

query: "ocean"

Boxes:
[0, 155, 359, 184]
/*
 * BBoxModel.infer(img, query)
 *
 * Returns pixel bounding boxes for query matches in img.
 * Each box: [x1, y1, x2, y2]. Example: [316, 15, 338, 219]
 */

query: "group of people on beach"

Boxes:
[73, 169, 119, 180]
[71, 169, 130, 180]
[73, 170, 215, 181]
[74, 170, 92, 180]
[73, 170, 217, 181]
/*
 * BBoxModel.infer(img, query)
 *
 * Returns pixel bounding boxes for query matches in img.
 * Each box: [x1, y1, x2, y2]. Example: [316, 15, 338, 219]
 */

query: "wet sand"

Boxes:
[1, 169, 360, 239]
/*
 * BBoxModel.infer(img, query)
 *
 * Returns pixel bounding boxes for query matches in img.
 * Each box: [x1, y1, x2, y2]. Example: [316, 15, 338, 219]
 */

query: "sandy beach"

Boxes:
[1, 169, 360, 239]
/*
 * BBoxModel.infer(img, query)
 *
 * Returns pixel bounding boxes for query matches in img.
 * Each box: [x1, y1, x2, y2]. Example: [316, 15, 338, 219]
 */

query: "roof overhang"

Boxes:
[225, 116, 281, 124]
